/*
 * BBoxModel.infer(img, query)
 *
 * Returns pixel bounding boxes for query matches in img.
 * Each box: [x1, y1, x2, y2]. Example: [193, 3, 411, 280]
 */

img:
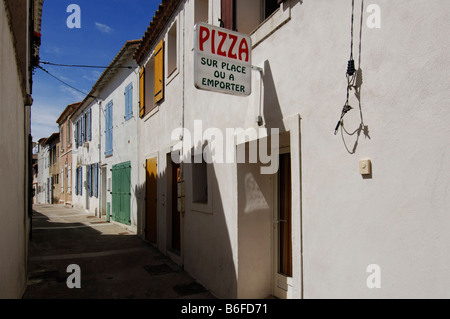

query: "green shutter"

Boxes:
[111, 162, 131, 225]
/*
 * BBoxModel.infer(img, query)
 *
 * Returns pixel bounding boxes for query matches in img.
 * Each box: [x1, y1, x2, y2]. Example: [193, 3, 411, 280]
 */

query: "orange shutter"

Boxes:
[154, 39, 165, 104]
[139, 67, 145, 118]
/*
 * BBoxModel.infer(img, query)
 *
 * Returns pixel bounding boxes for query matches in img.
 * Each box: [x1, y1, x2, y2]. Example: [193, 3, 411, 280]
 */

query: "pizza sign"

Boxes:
[194, 22, 252, 96]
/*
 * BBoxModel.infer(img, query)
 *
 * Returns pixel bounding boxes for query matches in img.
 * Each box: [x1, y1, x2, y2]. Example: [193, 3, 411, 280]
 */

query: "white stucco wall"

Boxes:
[0, 0, 29, 298]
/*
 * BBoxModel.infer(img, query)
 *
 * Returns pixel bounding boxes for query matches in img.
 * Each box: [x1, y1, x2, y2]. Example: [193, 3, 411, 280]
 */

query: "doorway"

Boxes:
[146, 158, 158, 244]
[273, 151, 293, 299]
[171, 159, 181, 253]
[101, 166, 107, 216]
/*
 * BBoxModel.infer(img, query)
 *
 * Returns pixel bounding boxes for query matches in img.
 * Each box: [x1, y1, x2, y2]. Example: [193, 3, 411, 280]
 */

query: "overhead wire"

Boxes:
[36, 64, 97, 99]
[39, 60, 133, 69]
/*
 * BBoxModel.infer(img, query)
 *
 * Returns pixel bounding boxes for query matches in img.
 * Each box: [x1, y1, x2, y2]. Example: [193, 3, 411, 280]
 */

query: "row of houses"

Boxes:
[34, 0, 450, 299]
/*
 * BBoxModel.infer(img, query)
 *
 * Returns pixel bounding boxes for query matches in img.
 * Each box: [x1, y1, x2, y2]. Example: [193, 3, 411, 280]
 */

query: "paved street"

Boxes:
[24, 204, 215, 299]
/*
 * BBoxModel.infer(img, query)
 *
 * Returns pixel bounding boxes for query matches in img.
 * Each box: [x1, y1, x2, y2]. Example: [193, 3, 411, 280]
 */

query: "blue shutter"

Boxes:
[80, 115, 84, 144]
[74, 121, 78, 148]
[77, 120, 80, 148]
[105, 101, 113, 156]
[125, 83, 133, 121]
[79, 166, 83, 196]
[75, 167, 78, 195]
[88, 108, 92, 141]
[95, 163, 99, 198]
[88, 164, 92, 197]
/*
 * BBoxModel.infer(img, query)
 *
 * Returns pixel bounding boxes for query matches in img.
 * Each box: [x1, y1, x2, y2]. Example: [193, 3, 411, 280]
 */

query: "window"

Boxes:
[167, 21, 177, 76]
[222, 0, 284, 34]
[124, 83, 133, 121]
[192, 160, 208, 204]
[105, 101, 113, 157]
[195, 0, 209, 24]
[139, 39, 165, 118]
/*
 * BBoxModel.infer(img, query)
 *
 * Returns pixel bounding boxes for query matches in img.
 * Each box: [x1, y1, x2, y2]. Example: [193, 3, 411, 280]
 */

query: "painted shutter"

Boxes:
[74, 120, 78, 148]
[88, 164, 92, 197]
[154, 39, 164, 104]
[95, 163, 99, 198]
[105, 102, 113, 156]
[81, 115, 85, 144]
[125, 83, 133, 120]
[88, 108, 92, 141]
[221, 0, 235, 30]
[79, 167, 83, 196]
[139, 67, 145, 118]
[75, 167, 78, 195]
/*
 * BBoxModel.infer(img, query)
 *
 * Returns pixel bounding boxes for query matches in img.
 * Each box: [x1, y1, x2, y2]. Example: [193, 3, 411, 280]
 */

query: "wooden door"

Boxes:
[146, 158, 158, 243]
[273, 152, 293, 299]
[278, 153, 292, 277]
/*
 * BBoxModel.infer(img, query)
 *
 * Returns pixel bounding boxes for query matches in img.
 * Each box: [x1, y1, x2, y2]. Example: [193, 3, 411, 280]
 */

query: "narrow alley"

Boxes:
[24, 204, 215, 299]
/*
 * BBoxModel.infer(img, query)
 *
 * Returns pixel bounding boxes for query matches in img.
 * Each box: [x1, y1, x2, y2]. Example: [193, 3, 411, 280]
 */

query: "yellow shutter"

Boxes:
[154, 39, 164, 104]
[139, 67, 145, 118]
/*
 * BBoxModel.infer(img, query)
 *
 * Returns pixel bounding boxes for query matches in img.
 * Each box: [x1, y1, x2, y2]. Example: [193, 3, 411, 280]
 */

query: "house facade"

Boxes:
[46, 133, 60, 204]
[132, 0, 450, 299]
[36, 138, 49, 204]
[97, 40, 141, 229]
[57, 102, 80, 206]
[71, 97, 100, 214]
[0, 0, 43, 298]
[71, 40, 141, 220]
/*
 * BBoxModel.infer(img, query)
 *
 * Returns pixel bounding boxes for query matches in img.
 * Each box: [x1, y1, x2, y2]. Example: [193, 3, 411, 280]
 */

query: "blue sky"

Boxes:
[32, 0, 161, 142]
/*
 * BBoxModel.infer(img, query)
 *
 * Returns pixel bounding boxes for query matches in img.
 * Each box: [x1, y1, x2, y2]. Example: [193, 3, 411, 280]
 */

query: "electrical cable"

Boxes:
[39, 61, 133, 69]
[36, 65, 97, 99]
[334, 0, 356, 135]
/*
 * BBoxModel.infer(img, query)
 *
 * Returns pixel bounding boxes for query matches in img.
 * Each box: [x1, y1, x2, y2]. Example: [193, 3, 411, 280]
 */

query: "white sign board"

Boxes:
[194, 22, 252, 96]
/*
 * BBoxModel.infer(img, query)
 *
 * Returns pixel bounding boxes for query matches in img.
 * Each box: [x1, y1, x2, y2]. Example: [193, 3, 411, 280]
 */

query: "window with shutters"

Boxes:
[105, 101, 113, 157]
[124, 83, 133, 121]
[139, 39, 164, 119]
[221, 0, 288, 39]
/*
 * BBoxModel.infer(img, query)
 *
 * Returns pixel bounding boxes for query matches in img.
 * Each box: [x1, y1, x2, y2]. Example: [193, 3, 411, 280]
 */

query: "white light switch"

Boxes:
[359, 159, 372, 175]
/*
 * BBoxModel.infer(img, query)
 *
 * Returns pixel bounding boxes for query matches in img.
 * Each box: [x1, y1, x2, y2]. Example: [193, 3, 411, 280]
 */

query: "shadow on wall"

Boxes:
[262, 60, 286, 134]
[340, 0, 371, 154]
[134, 155, 238, 299]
